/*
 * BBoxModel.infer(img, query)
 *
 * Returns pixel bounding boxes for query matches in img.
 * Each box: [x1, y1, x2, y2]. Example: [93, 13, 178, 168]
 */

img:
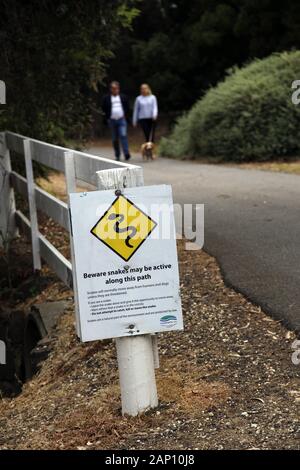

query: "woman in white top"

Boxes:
[133, 84, 158, 142]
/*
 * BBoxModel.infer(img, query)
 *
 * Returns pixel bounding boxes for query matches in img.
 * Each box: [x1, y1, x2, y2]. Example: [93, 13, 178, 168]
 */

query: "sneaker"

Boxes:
[125, 154, 131, 161]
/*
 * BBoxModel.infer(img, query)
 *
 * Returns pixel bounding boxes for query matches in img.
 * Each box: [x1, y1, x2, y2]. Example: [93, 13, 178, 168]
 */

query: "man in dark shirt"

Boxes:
[102, 81, 131, 161]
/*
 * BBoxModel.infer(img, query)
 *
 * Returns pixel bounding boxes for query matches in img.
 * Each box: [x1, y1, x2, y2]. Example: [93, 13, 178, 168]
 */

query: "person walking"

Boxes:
[133, 84, 158, 143]
[102, 81, 131, 161]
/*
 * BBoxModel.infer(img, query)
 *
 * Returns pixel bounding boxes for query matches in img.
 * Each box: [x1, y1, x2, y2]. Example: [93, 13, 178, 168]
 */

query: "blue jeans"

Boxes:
[109, 118, 130, 159]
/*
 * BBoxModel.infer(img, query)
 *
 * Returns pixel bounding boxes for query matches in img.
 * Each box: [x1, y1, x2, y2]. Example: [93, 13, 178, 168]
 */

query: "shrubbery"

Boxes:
[160, 51, 300, 161]
[0, 1, 139, 145]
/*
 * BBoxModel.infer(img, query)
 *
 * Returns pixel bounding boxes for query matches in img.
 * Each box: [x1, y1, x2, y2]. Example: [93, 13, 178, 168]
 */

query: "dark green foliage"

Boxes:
[110, 0, 300, 111]
[0, 1, 139, 144]
[160, 51, 300, 161]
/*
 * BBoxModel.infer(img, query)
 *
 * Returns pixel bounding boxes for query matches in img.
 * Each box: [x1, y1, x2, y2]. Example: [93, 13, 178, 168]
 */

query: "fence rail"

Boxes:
[10, 171, 70, 231]
[0, 130, 161, 417]
[5, 131, 134, 185]
[0, 130, 140, 287]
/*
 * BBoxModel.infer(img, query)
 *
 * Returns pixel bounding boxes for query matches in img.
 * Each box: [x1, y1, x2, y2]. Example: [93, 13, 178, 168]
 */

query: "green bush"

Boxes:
[0, 1, 139, 145]
[160, 51, 300, 161]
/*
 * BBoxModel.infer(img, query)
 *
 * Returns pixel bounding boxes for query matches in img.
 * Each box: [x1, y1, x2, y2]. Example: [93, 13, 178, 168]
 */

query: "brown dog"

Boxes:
[141, 142, 155, 161]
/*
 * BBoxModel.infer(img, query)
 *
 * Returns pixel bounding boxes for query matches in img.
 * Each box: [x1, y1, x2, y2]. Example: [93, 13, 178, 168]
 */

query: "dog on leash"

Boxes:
[141, 142, 156, 161]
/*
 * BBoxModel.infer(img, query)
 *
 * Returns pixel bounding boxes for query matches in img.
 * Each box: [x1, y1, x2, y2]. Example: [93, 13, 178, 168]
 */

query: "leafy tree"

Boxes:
[0, 1, 139, 143]
[160, 51, 300, 161]
[109, 0, 300, 111]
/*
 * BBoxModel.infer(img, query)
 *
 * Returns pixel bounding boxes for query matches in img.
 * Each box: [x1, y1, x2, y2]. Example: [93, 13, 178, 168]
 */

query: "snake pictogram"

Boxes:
[108, 213, 137, 248]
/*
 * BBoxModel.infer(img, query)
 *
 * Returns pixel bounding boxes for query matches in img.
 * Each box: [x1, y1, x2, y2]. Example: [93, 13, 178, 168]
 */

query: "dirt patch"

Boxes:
[156, 357, 230, 414]
[36, 172, 68, 202]
[0, 231, 299, 449]
[230, 159, 300, 175]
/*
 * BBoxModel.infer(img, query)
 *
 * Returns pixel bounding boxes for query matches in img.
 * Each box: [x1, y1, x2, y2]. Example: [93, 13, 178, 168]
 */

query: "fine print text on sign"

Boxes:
[69, 185, 183, 342]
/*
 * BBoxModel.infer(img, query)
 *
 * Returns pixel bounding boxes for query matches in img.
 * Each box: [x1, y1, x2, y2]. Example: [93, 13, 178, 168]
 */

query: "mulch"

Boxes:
[0, 229, 299, 449]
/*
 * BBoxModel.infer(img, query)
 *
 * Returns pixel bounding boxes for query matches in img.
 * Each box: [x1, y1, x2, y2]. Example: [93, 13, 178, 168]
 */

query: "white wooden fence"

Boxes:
[0, 131, 140, 286]
[0, 130, 158, 416]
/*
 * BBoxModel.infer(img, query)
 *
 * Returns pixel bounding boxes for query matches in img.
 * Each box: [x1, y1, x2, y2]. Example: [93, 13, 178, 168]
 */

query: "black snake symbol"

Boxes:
[108, 213, 137, 248]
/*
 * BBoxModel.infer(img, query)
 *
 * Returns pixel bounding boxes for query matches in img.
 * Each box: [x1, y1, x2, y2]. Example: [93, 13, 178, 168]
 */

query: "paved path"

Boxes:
[88, 147, 300, 330]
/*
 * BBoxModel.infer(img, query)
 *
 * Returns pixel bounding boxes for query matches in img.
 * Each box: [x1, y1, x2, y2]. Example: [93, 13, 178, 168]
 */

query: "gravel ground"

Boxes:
[0, 233, 299, 450]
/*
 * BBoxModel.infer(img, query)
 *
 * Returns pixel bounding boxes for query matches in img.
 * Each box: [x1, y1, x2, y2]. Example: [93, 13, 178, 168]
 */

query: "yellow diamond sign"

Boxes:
[90, 194, 157, 262]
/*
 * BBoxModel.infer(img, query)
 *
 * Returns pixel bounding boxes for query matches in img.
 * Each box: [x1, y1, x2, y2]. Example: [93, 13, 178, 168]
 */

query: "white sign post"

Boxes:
[68, 167, 183, 415]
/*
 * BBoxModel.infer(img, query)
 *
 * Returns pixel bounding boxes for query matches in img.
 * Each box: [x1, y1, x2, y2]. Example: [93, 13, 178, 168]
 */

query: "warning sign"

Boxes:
[90, 194, 157, 262]
[69, 185, 183, 342]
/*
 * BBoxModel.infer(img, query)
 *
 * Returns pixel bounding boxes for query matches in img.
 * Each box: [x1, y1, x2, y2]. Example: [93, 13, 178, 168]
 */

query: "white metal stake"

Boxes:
[24, 139, 41, 270]
[116, 335, 158, 415]
[96, 166, 158, 416]
[64, 151, 81, 339]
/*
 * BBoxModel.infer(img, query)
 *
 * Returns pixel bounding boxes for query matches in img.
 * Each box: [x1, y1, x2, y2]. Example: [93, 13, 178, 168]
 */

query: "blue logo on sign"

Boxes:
[160, 315, 177, 328]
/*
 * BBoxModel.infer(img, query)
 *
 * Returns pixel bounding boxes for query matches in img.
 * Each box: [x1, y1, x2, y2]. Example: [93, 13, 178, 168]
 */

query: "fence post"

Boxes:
[24, 139, 41, 270]
[96, 166, 158, 416]
[64, 150, 81, 338]
[0, 132, 17, 248]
